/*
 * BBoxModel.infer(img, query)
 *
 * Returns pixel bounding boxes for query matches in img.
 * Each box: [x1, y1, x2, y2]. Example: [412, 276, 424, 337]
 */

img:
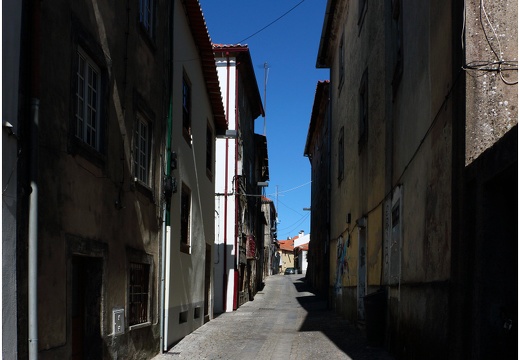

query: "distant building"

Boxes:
[304, 80, 331, 296]
[260, 196, 278, 280]
[213, 44, 266, 312]
[277, 238, 295, 273]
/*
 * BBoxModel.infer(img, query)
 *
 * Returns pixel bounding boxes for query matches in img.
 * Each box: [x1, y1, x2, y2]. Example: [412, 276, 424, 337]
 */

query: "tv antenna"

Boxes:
[263, 62, 269, 136]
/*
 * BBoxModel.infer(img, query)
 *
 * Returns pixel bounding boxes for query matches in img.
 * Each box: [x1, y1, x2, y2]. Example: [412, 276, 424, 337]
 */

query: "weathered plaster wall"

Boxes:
[465, 0, 518, 165]
[328, 0, 387, 323]
[2, 0, 22, 358]
[37, 0, 167, 358]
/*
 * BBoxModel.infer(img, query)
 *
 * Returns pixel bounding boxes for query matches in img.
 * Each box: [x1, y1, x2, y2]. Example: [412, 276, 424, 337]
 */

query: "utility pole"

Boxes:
[276, 185, 279, 224]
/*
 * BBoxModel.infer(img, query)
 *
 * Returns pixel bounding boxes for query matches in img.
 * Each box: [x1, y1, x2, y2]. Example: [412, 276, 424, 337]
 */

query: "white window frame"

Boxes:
[134, 114, 151, 185]
[76, 48, 101, 151]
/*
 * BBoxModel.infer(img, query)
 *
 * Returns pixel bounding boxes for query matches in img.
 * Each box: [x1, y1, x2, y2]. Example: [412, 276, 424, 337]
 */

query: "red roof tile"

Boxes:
[278, 239, 294, 251]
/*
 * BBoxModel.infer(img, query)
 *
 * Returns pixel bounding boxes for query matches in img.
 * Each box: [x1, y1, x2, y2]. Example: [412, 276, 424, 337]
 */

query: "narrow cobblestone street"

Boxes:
[154, 275, 395, 360]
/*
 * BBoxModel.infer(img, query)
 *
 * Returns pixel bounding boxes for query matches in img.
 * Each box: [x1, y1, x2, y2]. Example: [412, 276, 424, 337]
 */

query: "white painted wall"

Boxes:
[294, 233, 310, 273]
[164, 0, 216, 346]
[214, 57, 238, 313]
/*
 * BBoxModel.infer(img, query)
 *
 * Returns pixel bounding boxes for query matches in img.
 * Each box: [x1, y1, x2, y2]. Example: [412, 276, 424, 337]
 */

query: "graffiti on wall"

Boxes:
[334, 234, 350, 293]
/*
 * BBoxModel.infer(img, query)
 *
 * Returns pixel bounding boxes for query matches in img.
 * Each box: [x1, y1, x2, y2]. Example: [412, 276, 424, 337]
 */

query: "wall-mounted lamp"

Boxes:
[170, 151, 177, 171]
[257, 181, 268, 187]
[303, 207, 311, 211]
[3, 120, 18, 140]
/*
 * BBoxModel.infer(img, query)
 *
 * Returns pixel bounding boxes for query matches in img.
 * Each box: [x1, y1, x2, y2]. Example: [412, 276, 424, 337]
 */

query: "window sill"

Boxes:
[129, 321, 152, 331]
[68, 137, 106, 169]
[138, 24, 156, 52]
[180, 243, 191, 254]
[133, 179, 155, 203]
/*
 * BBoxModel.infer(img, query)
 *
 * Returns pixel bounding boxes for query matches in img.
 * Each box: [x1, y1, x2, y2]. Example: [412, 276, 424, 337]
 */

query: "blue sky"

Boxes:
[199, 0, 329, 240]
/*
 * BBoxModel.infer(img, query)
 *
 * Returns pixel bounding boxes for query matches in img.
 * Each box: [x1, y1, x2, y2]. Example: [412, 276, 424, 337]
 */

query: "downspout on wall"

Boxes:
[160, 0, 175, 352]
[28, 0, 41, 357]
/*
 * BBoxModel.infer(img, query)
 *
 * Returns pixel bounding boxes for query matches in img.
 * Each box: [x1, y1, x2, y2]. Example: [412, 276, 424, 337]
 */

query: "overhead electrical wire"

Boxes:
[266, 181, 311, 197]
[237, 0, 306, 44]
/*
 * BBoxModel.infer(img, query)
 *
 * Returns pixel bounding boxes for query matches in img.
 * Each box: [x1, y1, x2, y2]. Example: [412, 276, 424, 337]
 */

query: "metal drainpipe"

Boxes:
[160, 0, 175, 351]
[233, 60, 240, 310]
[28, 0, 41, 357]
[28, 99, 39, 360]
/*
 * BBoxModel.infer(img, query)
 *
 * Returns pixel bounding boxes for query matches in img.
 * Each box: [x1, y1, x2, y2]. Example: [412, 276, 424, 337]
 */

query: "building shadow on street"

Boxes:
[292, 278, 395, 360]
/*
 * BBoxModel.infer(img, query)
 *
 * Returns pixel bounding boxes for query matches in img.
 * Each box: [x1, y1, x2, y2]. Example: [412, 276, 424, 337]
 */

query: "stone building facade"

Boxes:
[313, 0, 517, 358]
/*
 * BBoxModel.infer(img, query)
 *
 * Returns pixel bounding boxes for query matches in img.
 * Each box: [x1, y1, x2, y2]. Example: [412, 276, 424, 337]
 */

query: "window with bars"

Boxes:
[128, 262, 150, 326]
[139, 0, 154, 39]
[182, 74, 192, 143]
[76, 48, 101, 151]
[134, 114, 151, 185]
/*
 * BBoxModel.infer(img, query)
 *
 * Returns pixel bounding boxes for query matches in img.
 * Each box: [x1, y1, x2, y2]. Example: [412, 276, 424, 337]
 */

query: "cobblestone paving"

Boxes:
[153, 275, 395, 360]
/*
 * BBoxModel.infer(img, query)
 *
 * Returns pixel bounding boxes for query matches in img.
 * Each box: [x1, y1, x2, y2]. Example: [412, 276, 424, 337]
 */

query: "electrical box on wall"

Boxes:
[113, 308, 125, 335]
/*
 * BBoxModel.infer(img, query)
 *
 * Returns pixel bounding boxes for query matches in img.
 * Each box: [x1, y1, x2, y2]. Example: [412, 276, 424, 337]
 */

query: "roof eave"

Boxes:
[316, 0, 341, 69]
[184, 0, 227, 131]
[213, 44, 265, 120]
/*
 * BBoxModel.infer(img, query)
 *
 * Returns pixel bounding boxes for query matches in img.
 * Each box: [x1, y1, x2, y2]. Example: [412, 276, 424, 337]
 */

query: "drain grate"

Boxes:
[258, 307, 276, 311]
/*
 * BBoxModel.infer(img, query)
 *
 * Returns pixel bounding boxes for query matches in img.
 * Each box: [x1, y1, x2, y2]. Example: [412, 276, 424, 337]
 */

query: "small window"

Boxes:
[179, 310, 188, 324]
[338, 127, 344, 183]
[391, 0, 403, 98]
[206, 122, 214, 179]
[76, 48, 101, 151]
[134, 114, 151, 185]
[180, 183, 191, 254]
[358, 69, 368, 150]
[129, 262, 150, 326]
[338, 31, 345, 90]
[194, 307, 201, 319]
[182, 74, 192, 143]
[358, 0, 368, 27]
[139, 0, 154, 39]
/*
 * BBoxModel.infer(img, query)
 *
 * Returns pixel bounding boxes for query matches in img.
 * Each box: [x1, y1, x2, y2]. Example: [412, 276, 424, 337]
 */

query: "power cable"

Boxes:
[237, 0, 306, 43]
[266, 181, 311, 197]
